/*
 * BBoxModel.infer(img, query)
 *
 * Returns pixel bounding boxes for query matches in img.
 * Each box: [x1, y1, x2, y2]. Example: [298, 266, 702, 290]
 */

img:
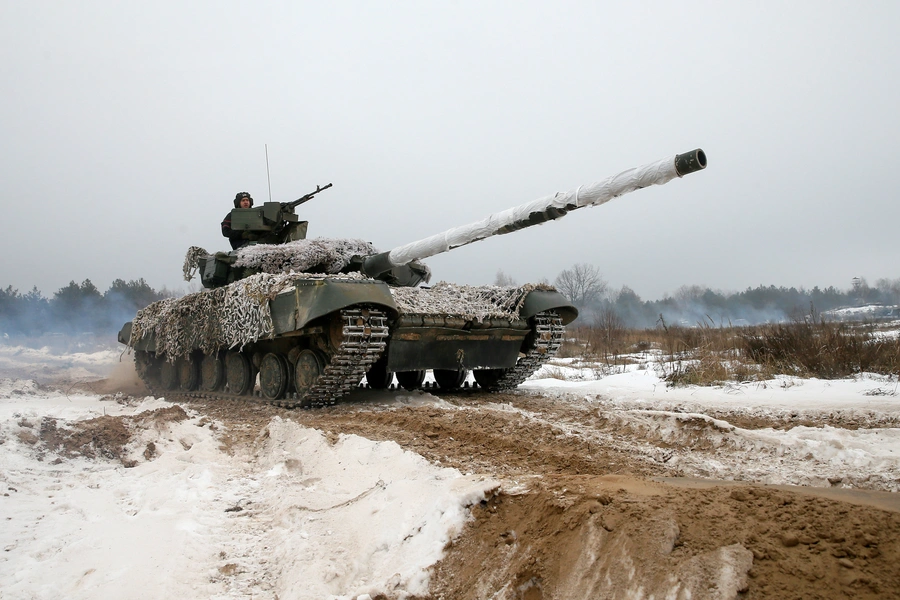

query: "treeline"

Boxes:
[0, 279, 174, 338]
[603, 280, 900, 328]
[501, 266, 900, 328]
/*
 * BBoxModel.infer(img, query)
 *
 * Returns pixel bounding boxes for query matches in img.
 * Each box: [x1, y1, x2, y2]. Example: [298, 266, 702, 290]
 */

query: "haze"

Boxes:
[2, 1, 898, 300]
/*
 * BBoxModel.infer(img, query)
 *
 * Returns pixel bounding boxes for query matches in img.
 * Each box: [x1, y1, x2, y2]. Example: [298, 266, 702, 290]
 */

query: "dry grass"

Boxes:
[563, 312, 900, 386]
[540, 365, 571, 380]
[742, 318, 900, 379]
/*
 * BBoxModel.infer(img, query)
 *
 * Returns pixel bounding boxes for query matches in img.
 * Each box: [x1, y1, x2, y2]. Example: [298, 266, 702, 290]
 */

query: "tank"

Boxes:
[119, 148, 707, 407]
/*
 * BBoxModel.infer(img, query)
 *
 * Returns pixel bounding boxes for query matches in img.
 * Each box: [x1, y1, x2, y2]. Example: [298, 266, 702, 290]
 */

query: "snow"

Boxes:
[2, 400, 232, 599]
[526, 359, 900, 413]
[252, 418, 497, 599]
[1, 343, 899, 597]
[823, 305, 899, 321]
[0, 348, 498, 600]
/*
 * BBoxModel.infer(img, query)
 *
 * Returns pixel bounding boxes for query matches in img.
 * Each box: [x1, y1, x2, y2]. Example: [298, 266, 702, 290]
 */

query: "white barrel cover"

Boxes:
[387, 154, 682, 267]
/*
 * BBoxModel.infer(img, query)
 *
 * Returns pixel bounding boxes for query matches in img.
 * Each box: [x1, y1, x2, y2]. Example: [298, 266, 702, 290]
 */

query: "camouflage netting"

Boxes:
[183, 246, 208, 281]
[234, 238, 377, 275]
[182, 239, 377, 282]
[390, 282, 556, 322]
[129, 271, 555, 360]
[128, 272, 365, 360]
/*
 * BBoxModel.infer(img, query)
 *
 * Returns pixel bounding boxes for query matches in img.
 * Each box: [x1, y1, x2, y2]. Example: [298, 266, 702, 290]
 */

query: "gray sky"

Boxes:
[2, 1, 898, 300]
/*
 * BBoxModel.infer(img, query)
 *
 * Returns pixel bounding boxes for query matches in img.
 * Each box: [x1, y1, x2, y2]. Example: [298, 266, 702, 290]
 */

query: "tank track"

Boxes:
[142, 307, 388, 409]
[275, 307, 388, 408]
[489, 312, 564, 390]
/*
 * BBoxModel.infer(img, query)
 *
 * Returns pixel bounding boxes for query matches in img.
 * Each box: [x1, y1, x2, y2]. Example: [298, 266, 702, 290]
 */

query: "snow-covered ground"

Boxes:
[823, 305, 900, 321]
[524, 360, 900, 491]
[1, 345, 899, 599]
[529, 356, 900, 413]
[0, 377, 496, 600]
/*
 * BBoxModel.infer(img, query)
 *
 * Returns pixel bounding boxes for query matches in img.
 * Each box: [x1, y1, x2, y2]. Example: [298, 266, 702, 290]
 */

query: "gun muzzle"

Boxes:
[674, 149, 707, 177]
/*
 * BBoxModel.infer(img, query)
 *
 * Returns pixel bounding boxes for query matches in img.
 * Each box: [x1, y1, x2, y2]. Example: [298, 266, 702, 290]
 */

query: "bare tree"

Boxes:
[494, 270, 517, 287]
[590, 307, 625, 359]
[674, 284, 706, 303]
[875, 277, 900, 305]
[554, 263, 607, 307]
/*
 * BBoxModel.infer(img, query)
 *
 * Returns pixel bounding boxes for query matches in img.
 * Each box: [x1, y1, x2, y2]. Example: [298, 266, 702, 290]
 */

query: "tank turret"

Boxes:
[196, 184, 333, 287]
[122, 148, 707, 407]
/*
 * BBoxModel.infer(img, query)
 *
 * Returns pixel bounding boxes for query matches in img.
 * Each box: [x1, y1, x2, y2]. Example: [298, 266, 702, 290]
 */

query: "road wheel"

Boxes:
[225, 351, 254, 395]
[396, 370, 426, 391]
[135, 351, 161, 387]
[160, 359, 178, 390]
[365, 356, 393, 389]
[177, 356, 200, 391]
[294, 349, 325, 405]
[200, 352, 226, 392]
[473, 368, 509, 391]
[259, 353, 290, 400]
[433, 368, 468, 390]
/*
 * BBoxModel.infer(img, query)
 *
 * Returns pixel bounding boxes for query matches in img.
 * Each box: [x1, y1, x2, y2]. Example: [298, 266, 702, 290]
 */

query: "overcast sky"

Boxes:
[2, 1, 898, 300]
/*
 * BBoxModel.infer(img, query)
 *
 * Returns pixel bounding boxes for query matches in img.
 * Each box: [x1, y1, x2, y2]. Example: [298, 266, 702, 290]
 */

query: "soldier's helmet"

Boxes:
[234, 192, 254, 208]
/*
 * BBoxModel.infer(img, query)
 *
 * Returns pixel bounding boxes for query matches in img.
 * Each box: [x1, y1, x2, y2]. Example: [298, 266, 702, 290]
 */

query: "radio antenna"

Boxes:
[265, 144, 273, 202]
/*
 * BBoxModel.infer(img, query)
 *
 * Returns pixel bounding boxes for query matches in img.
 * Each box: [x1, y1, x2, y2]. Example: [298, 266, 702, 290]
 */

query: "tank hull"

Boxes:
[120, 277, 577, 406]
[384, 288, 574, 372]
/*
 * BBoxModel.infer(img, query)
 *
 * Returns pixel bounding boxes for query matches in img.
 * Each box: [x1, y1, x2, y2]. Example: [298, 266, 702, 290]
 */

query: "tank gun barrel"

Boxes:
[361, 148, 706, 279]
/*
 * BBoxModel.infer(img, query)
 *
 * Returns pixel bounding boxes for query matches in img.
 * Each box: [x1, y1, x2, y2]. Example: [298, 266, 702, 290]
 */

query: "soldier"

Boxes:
[221, 192, 254, 249]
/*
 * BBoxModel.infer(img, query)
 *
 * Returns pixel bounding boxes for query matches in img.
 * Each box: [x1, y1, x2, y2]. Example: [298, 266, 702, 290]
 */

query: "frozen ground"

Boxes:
[1, 345, 899, 599]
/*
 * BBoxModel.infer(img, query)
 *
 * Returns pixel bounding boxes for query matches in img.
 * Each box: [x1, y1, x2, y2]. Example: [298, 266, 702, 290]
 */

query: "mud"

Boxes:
[429, 477, 900, 600]
[81, 382, 900, 599]
[27, 404, 189, 466]
[692, 409, 900, 432]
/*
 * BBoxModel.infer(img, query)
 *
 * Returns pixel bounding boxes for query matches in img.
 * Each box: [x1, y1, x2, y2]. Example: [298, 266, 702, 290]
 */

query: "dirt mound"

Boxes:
[34, 405, 189, 466]
[429, 476, 900, 599]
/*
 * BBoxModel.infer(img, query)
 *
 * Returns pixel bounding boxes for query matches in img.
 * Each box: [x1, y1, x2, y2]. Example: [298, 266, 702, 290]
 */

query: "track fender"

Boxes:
[270, 278, 399, 334]
[520, 290, 578, 325]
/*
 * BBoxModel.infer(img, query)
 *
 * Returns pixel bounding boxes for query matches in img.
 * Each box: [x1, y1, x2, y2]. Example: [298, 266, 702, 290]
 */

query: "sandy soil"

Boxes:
[68, 382, 893, 600]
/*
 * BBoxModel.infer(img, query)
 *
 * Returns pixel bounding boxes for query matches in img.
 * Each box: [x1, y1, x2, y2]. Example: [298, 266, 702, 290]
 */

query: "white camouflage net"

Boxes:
[233, 238, 377, 275]
[129, 272, 300, 360]
[390, 282, 554, 322]
[183, 246, 208, 281]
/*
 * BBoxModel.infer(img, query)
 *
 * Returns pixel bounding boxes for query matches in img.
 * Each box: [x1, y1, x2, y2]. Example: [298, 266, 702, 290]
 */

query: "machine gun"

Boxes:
[282, 183, 333, 211]
[229, 183, 333, 244]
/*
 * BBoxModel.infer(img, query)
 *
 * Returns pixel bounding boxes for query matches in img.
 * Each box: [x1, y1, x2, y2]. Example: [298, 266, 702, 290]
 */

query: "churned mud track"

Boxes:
[191, 391, 678, 480]
[118, 385, 900, 599]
